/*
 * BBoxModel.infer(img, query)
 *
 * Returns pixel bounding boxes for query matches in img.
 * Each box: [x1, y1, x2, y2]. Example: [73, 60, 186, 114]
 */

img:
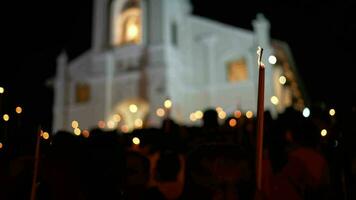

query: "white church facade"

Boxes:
[52, 0, 306, 132]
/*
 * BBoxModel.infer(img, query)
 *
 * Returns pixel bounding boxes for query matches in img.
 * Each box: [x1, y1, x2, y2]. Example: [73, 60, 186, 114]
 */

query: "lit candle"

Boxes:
[256, 46, 265, 191]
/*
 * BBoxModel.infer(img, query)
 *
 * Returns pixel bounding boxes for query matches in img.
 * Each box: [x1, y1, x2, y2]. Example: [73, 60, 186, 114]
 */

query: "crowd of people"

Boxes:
[0, 105, 355, 200]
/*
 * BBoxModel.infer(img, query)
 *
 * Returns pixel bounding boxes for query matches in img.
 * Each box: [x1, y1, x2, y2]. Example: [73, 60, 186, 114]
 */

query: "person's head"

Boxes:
[203, 108, 219, 128]
[155, 150, 181, 182]
[185, 144, 253, 200]
[125, 151, 150, 187]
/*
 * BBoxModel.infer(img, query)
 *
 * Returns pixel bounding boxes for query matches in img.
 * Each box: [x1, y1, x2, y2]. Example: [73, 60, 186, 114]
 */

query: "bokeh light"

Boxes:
[268, 55, 277, 64]
[74, 128, 81, 136]
[321, 129, 327, 137]
[302, 107, 310, 118]
[156, 108, 165, 117]
[132, 137, 140, 145]
[270, 96, 279, 105]
[129, 104, 138, 113]
[229, 118, 237, 127]
[164, 99, 172, 109]
[246, 111, 253, 119]
[3, 114, 9, 122]
[15, 106, 23, 114]
[329, 108, 336, 116]
[71, 120, 79, 129]
[279, 76, 286, 85]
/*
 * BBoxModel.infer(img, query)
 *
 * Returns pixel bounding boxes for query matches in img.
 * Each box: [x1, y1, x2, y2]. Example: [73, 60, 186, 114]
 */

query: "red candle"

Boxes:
[256, 47, 265, 191]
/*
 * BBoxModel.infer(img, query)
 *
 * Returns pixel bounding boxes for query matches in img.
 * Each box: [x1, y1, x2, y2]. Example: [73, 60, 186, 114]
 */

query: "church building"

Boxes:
[52, 0, 307, 132]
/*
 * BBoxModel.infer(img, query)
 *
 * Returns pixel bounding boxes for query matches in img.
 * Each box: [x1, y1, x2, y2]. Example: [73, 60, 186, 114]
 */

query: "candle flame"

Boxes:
[257, 46, 264, 67]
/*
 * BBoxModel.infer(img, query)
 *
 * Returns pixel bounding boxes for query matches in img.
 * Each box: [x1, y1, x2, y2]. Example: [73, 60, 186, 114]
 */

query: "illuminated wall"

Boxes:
[53, 0, 304, 132]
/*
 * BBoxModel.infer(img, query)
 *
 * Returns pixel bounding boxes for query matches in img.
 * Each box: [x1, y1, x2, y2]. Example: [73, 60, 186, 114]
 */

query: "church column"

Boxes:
[105, 52, 115, 120]
[53, 51, 68, 133]
[200, 35, 217, 106]
[92, 0, 109, 52]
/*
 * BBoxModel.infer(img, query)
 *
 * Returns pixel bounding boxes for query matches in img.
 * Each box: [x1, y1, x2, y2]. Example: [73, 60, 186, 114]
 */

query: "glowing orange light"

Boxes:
[234, 110, 242, 118]
[0, 142, 3, 149]
[15, 106, 22, 114]
[82, 129, 90, 138]
[229, 118, 237, 127]
[42, 132, 49, 140]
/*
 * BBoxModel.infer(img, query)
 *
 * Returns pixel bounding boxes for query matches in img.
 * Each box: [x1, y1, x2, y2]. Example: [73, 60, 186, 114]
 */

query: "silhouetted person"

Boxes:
[123, 151, 151, 200]
[145, 149, 184, 200]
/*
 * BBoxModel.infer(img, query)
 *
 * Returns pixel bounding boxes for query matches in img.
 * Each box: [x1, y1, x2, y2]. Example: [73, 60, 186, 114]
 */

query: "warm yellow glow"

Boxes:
[218, 111, 226, 119]
[3, 114, 9, 122]
[234, 110, 242, 118]
[279, 76, 287, 85]
[107, 120, 115, 129]
[189, 113, 197, 121]
[134, 118, 143, 128]
[98, 120, 106, 129]
[15, 106, 22, 114]
[0, 142, 3, 149]
[321, 129, 327, 137]
[195, 110, 203, 119]
[229, 118, 237, 127]
[268, 55, 277, 64]
[302, 107, 310, 118]
[42, 132, 49, 140]
[0, 87, 4, 94]
[82, 129, 90, 138]
[216, 107, 223, 112]
[74, 128, 81, 136]
[126, 22, 139, 41]
[129, 104, 138, 113]
[71, 120, 79, 129]
[113, 7, 141, 46]
[271, 96, 279, 105]
[329, 109, 336, 116]
[156, 108, 165, 117]
[132, 137, 140, 145]
[164, 99, 172, 109]
[113, 114, 121, 122]
[246, 111, 254, 119]
[121, 125, 129, 133]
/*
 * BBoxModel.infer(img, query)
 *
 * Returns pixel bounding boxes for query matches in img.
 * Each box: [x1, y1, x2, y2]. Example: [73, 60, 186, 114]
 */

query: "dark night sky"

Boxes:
[1, 0, 356, 131]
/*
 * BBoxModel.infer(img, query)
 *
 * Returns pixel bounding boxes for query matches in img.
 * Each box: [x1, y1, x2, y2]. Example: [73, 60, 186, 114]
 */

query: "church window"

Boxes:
[227, 58, 248, 82]
[75, 83, 90, 103]
[112, 0, 142, 46]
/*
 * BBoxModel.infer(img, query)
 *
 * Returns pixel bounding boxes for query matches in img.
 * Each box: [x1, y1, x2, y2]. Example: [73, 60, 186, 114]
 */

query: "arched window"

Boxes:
[111, 0, 142, 46]
[226, 58, 248, 82]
